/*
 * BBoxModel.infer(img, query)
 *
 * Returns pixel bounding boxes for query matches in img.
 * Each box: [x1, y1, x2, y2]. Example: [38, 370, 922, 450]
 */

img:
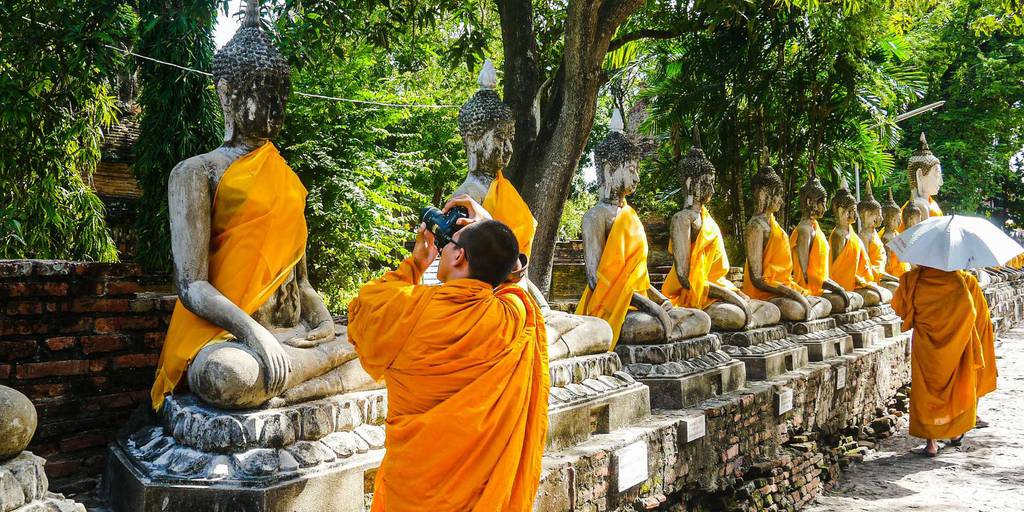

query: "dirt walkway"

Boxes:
[807, 328, 1024, 512]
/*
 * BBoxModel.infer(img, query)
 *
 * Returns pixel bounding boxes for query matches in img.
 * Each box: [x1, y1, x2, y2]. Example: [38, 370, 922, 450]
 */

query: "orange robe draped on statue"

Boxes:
[662, 207, 734, 309]
[790, 220, 829, 296]
[348, 258, 549, 512]
[484, 170, 537, 258]
[865, 231, 889, 281]
[893, 268, 994, 439]
[576, 203, 650, 348]
[829, 230, 874, 291]
[150, 143, 308, 411]
[881, 228, 911, 278]
[744, 214, 808, 300]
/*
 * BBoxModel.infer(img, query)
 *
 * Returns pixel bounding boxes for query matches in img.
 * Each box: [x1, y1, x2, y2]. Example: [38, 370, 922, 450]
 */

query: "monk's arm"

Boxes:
[669, 212, 692, 289]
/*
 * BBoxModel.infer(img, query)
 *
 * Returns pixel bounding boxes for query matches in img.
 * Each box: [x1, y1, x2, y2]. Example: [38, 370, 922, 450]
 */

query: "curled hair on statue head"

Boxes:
[906, 132, 941, 190]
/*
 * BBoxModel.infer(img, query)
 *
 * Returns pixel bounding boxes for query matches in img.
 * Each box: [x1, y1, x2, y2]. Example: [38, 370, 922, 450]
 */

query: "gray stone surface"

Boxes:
[784, 317, 838, 335]
[0, 386, 36, 461]
[0, 452, 84, 512]
[727, 344, 809, 380]
[832, 310, 870, 326]
[716, 325, 788, 347]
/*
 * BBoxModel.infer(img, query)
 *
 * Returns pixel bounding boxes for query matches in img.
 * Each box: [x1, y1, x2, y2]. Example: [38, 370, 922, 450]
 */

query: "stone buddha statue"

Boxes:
[790, 164, 863, 314]
[663, 127, 780, 330]
[743, 155, 832, 322]
[157, 5, 377, 411]
[451, 61, 612, 360]
[579, 111, 711, 347]
[828, 181, 893, 307]
[880, 189, 910, 278]
[901, 132, 944, 230]
[857, 181, 900, 292]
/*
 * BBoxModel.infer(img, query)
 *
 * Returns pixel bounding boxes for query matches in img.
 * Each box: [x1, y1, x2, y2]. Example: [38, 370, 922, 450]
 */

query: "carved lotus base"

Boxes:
[1, 452, 84, 512]
[864, 305, 903, 338]
[782, 318, 853, 362]
[723, 344, 809, 381]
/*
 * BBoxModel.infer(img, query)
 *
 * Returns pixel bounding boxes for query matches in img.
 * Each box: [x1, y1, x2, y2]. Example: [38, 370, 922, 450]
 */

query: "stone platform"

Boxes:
[615, 335, 745, 410]
[865, 304, 902, 338]
[717, 325, 809, 380]
[547, 352, 651, 451]
[1, 452, 85, 512]
[782, 318, 854, 362]
[832, 310, 885, 348]
[105, 390, 388, 512]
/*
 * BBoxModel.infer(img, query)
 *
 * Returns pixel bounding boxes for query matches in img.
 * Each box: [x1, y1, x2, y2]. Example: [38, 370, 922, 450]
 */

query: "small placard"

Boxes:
[615, 441, 648, 492]
[836, 366, 847, 390]
[682, 414, 706, 443]
[776, 388, 794, 415]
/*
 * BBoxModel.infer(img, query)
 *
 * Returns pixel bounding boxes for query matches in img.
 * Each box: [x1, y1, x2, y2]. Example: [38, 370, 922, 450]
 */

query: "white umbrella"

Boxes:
[887, 215, 1024, 271]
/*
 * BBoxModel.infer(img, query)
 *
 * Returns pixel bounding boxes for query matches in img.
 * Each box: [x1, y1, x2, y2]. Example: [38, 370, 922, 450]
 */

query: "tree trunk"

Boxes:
[499, 0, 646, 296]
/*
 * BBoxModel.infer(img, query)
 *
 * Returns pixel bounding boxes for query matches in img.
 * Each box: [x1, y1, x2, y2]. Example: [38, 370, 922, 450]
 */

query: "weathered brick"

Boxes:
[5, 300, 43, 315]
[0, 339, 37, 360]
[102, 280, 141, 296]
[45, 336, 76, 352]
[33, 261, 73, 276]
[142, 332, 165, 349]
[22, 383, 66, 398]
[15, 360, 90, 379]
[0, 260, 33, 277]
[82, 334, 130, 354]
[44, 457, 81, 478]
[89, 359, 109, 373]
[112, 353, 158, 369]
[94, 316, 159, 333]
[70, 298, 131, 313]
[0, 363, 10, 379]
[59, 431, 108, 452]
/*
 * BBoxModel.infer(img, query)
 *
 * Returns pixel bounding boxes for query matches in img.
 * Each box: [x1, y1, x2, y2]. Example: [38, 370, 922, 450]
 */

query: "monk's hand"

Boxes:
[412, 223, 439, 273]
[444, 194, 492, 226]
[248, 326, 291, 397]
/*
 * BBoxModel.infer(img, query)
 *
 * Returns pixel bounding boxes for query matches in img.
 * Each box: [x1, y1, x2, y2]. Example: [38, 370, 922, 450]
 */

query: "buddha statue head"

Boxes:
[798, 163, 827, 221]
[595, 109, 641, 204]
[678, 126, 715, 208]
[881, 188, 902, 233]
[907, 132, 943, 197]
[857, 180, 883, 230]
[458, 60, 514, 177]
[832, 179, 858, 228]
[212, 0, 291, 143]
[752, 150, 784, 215]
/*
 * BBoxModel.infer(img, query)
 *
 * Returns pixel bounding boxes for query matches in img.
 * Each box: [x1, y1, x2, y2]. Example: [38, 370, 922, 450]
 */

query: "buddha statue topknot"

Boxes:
[663, 127, 781, 331]
[155, 0, 378, 411]
[579, 111, 711, 347]
[451, 61, 613, 360]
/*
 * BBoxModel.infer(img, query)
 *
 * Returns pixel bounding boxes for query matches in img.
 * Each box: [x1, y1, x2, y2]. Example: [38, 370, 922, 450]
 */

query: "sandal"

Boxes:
[946, 435, 965, 447]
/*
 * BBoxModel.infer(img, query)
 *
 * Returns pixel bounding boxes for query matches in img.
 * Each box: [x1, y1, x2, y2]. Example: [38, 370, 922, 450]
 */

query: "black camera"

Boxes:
[421, 206, 469, 250]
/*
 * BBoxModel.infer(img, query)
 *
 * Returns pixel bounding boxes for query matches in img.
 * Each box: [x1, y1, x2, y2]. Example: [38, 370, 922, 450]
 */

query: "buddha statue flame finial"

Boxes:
[858, 178, 881, 213]
[799, 161, 826, 204]
[609, 108, 625, 133]
[478, 60, 498, 90]
[833, 175, 857, 211]
[752, 148, 783, 192]
[594, 108, 642, 173]
[458, 59, 513, 140]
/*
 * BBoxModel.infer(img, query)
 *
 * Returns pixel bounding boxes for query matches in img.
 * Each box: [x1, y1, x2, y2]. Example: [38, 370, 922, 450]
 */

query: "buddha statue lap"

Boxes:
[881, 189, 911, 278]
[858, 181, 900, 293]
[828, 181, 892, 307]
[901, 132, 944, 231]
[452, 61, 613, 360]
[155, 8, 379, 412]
[790, 164, 864, 314]
[578, 111, 711, 348]
[663, 128, 780, 331]
[743, 156, 832, 322]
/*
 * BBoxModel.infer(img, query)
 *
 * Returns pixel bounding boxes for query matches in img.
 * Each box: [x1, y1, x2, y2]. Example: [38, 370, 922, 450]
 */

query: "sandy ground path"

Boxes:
[807, 328, 1024, 512]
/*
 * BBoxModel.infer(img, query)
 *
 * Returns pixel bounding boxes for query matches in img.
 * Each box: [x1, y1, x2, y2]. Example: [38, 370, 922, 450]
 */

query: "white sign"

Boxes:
[615, 441, 648, 492]
[776, 389, 794, 415]
[683, 414, 706, 443]
[836, 367, 847, 390]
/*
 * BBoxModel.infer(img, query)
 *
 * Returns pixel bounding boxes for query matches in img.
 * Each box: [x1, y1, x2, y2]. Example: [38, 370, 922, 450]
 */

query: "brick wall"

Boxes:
[0, 260, 172, 493]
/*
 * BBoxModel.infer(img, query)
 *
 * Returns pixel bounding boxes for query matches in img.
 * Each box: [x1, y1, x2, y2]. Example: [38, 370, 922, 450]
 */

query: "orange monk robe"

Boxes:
[743, 214, 809, 301]
[880, 228, 911, 278]
[150, 143, 307, 411]
[484, 170, 537, 258]
[789, 220, 829, 296]
[662, 207, 735, 309]
[576, 204, 650, 348]
[829, 230, 874, 291]
[348, 258, 549, 512]
[865, 231, 888, 282]
[965, 274, 997, 397]
[893, 268, 986, 439]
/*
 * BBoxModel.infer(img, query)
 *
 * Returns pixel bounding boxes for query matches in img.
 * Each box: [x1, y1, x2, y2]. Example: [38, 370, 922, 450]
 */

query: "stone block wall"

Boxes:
[0, 260, 172, 493]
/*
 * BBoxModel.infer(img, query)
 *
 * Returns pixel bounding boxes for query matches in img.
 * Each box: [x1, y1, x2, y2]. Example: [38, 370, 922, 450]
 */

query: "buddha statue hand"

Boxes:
[784, 287, 816, 321]
[655, 301, 677, 338]
[283, 319, 336, 348]
[245, 324, 293, 397]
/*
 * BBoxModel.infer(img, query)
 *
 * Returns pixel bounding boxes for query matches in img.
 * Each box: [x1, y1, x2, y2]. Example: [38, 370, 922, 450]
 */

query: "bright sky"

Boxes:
[214, 0, 243, 50]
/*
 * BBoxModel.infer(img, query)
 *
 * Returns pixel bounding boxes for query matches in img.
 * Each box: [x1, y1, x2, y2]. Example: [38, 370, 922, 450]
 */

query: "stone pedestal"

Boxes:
[1, 452, 84, 512]
[717, 326, 808, 381]
[105, 390, 388, 512]
[832, 310, 884, 348]
[782, 318, 853, 362]
[547, 353, 651, 451]
[616, 334, 746, 410]
[864, 304, 902, 338]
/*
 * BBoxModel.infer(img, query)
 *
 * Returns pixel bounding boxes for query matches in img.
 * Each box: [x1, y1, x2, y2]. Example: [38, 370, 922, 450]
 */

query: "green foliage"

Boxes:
[0, 1, 135, 260]
[132, 0, 222, 270]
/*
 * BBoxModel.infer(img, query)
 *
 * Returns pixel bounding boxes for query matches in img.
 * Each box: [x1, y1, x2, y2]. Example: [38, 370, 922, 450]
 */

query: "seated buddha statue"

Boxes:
[857, 181, 900, 293]
[790, 164, 863, 314]
[578, 111, 711, 348]
[451, 61, 612, 360]
[880, 189, 910, 278]
[828, 181, 892, 307]
[901, 132, 944, 230]
[662, 128, 780, 331]
[743, 154, 832, 322]
[153, 8, 378, 411]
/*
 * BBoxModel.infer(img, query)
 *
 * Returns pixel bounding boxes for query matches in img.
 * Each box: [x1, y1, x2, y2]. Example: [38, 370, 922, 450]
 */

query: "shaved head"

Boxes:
[457, 220, 520, 287]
